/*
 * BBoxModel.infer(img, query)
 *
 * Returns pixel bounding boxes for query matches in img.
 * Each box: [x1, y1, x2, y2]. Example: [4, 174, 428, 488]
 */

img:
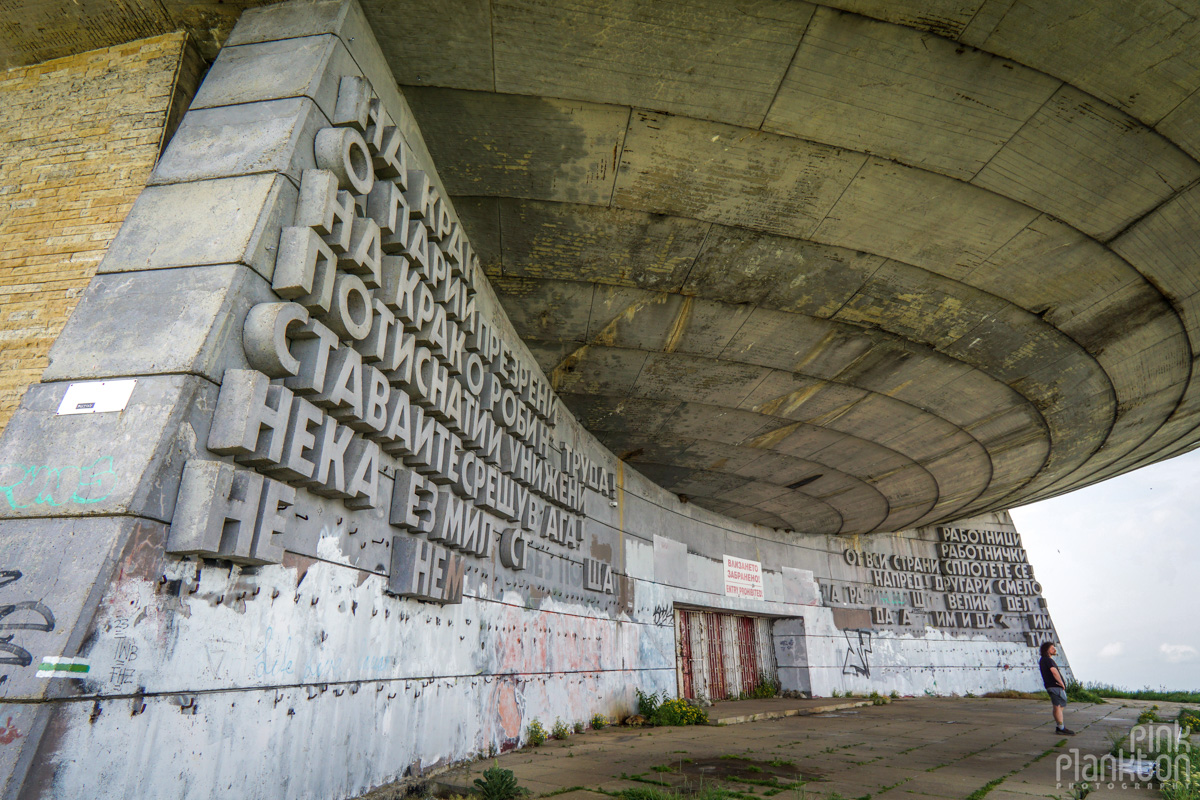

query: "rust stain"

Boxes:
[663, 295, 694, 353]
[549, 345, 589, 392]
[744, 421, 803, 450]
[793, 329, 839, 373]
[754, 383, 823, 417]
[592, 293, 672, 346]
[805, 397, 865, 427]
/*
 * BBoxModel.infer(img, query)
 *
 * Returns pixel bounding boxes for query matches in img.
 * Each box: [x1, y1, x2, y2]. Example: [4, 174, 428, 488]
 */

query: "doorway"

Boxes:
[675, 608, 778, 700]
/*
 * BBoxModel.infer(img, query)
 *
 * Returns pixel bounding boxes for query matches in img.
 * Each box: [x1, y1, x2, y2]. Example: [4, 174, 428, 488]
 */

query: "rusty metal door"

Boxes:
[675, 608, 778, 701]
[677, 610, 695, 698]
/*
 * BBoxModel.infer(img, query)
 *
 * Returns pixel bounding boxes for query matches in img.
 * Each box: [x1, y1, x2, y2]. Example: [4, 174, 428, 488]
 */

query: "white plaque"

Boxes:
[56, 379, 137, 415]
[724, 554, 764, 600]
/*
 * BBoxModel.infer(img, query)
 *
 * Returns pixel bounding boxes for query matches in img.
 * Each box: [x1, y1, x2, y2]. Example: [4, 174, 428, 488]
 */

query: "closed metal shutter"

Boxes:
[675, 608, 778, 700]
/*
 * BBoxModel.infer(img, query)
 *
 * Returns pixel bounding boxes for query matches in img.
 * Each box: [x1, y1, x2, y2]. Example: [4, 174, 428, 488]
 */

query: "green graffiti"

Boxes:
[0, 457, 117, 510]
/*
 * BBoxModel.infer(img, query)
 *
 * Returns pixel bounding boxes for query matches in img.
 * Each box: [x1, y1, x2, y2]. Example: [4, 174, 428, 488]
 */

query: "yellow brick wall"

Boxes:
[0, 33, 188, 434]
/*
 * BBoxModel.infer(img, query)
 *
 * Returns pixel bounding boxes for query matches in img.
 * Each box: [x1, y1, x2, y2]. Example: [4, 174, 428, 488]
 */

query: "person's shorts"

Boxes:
[1048, 687, 1068, 707]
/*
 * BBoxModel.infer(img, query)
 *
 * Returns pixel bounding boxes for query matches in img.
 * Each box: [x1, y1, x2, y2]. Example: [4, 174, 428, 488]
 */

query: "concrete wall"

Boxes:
[0, 34, 189, 435]
[0, 3, 1069, 798]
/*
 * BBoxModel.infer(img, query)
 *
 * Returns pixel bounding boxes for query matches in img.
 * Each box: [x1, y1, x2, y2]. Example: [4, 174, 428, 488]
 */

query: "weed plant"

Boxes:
[526, 719, 547, 746]
[650, 697, 708, 726]
[551, 717, 571, 739]
[473, 763, 527, 800]
[636, 688, 662, 717]
[1065, 681, 1105, 703]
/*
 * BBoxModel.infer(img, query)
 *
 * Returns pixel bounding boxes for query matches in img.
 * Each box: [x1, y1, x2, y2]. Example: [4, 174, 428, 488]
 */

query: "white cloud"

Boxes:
[1099, 642, 1125, 659]
[1160, 644, 1198, 664]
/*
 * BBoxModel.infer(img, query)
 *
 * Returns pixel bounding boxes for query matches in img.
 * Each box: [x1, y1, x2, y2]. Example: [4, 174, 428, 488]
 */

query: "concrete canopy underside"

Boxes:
[11, 0, 1200, 536]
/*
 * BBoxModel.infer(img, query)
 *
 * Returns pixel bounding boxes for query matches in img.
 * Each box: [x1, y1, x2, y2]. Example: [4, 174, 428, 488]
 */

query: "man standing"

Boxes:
[1040, 641, 1074, 735]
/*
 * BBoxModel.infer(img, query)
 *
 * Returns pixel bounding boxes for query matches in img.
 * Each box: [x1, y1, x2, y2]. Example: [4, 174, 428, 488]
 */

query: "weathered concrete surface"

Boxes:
[0, 4, 1082, 799]
[7, 0, 1200, 535]
[436, 698, 1154, 800]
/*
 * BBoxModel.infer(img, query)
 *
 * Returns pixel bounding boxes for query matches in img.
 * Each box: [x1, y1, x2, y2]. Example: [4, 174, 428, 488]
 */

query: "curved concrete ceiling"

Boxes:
[9, 0, 1200, 535]
[393, 0, 1200, 534]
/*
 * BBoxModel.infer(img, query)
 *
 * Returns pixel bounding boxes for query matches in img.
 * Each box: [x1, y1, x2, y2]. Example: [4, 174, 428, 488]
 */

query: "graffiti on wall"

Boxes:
[842, 629, 872, 678]
[0, 570, 55, 670]
[0, 457, 117, 510]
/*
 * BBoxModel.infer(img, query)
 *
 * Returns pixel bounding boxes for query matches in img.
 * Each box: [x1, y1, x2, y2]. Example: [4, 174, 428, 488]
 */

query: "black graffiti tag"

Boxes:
[0, 570, 56, 668]
[842, 629, 872, 678]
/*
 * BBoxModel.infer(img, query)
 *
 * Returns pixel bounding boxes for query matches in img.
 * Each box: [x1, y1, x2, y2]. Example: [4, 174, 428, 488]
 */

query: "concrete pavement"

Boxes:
[415, 697, 1172, 800]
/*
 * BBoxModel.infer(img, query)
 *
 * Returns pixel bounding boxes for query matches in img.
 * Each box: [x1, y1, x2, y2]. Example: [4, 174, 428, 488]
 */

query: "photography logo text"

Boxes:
[1056, 722, 1196, 793]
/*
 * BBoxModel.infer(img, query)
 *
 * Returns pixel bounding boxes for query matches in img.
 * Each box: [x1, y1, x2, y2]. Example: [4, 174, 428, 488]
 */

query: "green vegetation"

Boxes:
[964, 776, 1007, 800]
[1064, 681, 1105, 704]
[982, 683, 1105, 703]
[1048, 782, 1093, 800]
[746, 673, 780, 699]
[1178, 707, 1200, 730]
[1105, 728, 1128, 757]
[1081, 683, 1200, 704]
[636, 688, 662, 718]
[613, 789, 751, 800]
[982, 690, 1049, 700]
[1138, 706, 1162, 725]
[590, 713, 608, 730]
[1160, 765, 1200, 800]
[552, 718, 571, 740]
[526, 719, 547, 746]
[650, 697, 708, 726]
[963, 741, 1064, 800]
[631, 689, 707, 726]
[573, 720, 585, 734]
[473, 763, 527, 800]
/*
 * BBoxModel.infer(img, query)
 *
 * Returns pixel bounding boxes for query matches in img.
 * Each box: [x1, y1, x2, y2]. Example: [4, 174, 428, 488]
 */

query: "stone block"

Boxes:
[151, 97, 329, 186]
[0, 375, 219, 524]
[99, 174, 297, 281]
[227, 0, 442, 194]
[191, 35, 358, 124]
[42, 264, 276, 384]
[225, 0, 349, 46]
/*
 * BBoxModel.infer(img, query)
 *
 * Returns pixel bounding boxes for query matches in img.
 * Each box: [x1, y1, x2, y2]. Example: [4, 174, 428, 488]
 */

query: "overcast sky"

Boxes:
[1010, 448, 1200, 691]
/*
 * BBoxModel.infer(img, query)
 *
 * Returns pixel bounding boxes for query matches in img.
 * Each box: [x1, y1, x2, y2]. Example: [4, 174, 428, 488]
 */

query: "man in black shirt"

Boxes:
[1039, 641, 1074, 735]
